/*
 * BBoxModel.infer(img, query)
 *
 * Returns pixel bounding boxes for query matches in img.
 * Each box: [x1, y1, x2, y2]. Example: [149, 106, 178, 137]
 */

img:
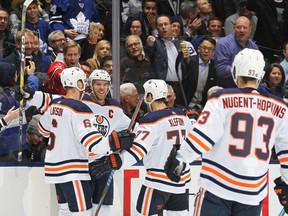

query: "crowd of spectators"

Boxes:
[1, 0, 288, 162]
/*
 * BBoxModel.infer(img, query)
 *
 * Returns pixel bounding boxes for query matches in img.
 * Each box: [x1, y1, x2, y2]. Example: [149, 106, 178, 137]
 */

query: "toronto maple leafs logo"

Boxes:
[70, 12, 89, 35]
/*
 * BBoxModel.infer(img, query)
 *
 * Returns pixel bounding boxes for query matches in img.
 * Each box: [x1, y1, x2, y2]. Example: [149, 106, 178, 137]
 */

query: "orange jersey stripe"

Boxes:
[188, 132, 210, 152]
[38, 126, 50, 136]
[279, 157, 288, 163]
[75, 181, 85, 212]
[147, 171, 191, 182]
[131, 145, 145, 158]
[45, 164, 88, 172]
[202, 165, 267, 188]
[143, 187, 152, 215]
[83, 134, 102, 148]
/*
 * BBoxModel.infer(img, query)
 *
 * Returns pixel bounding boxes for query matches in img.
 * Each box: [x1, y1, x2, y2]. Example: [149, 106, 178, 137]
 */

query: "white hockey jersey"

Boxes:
[121, 108, 193, 194]
[28, 92, 131, 161]
[38, 97, 109, 184]
[81, 94, 131, 161]
[179, 88, 288, 205]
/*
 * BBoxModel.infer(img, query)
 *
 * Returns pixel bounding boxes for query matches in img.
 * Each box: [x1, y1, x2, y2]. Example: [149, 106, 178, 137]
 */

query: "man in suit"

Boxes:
[183, 36, 218, 111]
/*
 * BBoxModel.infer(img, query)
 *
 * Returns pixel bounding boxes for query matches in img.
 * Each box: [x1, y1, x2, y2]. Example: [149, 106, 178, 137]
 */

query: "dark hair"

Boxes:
[199, 35, 217, 47]
[207, 17, 223, 26]
[100, 55, 112, 68]
[263, 63, 285, 94]
[142, 0, 157, 10]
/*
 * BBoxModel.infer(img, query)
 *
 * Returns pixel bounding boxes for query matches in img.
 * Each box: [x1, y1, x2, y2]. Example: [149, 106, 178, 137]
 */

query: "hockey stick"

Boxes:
[18, 0, 33, 162]
[279, 208, 285, 216]
[94, 96, 144, 216]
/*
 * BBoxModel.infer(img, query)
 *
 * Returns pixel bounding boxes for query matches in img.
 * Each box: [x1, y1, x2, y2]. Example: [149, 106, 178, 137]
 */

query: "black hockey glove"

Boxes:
[274, 176, 288, 213]
[186, 110, 200, 125]
[15, 85, 35, 101]
[109, 130, 135, 151]
[89, 153, 122, 179]
[164, 144, 186, 183]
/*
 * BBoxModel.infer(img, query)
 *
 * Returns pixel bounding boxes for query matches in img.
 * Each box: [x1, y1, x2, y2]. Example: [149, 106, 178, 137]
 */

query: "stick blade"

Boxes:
[23, 0, 33, 7]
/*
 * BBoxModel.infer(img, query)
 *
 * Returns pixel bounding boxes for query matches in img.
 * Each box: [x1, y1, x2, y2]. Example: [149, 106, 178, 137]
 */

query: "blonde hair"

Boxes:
[92, 40, 111, 65]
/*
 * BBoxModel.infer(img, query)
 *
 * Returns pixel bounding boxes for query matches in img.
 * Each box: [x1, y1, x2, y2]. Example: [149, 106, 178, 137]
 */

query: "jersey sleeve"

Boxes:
[27, 91, 60, 112]
[274, 113, 288, 183]
[179, 98, 225, 162]
[120, 121, 158, 168]
[49, 0, 66, 31]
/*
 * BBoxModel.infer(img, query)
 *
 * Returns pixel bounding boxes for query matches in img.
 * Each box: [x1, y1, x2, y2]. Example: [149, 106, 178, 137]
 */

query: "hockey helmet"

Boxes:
[89, 69, 111, 87]
[60, 67, 87, 91]
[231, 48, 265, 85]
[143, 79, 167, 105]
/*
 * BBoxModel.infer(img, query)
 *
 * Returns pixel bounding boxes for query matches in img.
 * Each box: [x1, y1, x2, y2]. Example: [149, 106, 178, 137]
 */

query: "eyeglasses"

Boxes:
[52, 38, 66, 43]
[199, 45, 214, 52]
[0, 16, 8, 22]
[127, 42, 141, 49]
[131, 25, 141, 29]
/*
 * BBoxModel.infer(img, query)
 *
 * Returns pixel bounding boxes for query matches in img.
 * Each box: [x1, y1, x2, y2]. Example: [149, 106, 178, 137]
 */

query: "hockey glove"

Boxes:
[274, 176, 288, 213]
[89, 153, 122, 179]
[186, 110, 200, 125]
[15, 85, 35, 101]
[109, 130, 135, 151]
[164, 144, 186, 183]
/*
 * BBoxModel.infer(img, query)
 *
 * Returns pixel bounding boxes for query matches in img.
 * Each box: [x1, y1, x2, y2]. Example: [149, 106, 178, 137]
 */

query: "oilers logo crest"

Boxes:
[93, 115, 110, 137]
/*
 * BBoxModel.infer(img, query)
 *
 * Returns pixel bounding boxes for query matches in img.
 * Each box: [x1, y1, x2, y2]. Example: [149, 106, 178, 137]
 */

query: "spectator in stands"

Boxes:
[80, 22, 106, 62]
[47, 30, 66, 61]
[171, 16, 183, 39]
[23, 114, 46, 162]
[224, 0, 257, 39]
[120, 82, 144, 121]
[121, 0, 142, 25]
[157, 0, 183, 17]
[32, 32, 51, 90]
[0, 62, 28, 162]
[100, 55, 113, 78]
[280, 41, 288, 81]
[120, 35, 151, 94]
[166, 84, 185, 110]
[49, 0, 100, 43]
[214, 16, 258, 88]
[146, 15, 191, 107]
[246, 0, 283, 63]
[3, 29, 39, 90]
[125, 0, 158, 39]
[183, 36, 218, 111]
[192, 16, 224, 52]
[86, 40, 111, 71]
[37, 0, 50, 22]
[195, 0, 214, 36]
[25, 0, 51, 53]
[44, 40, 85, 95]
[0, 9, 15, 60]
[9, 0, 22, 35]
[177, 0, 202, 41]
[259, 63, 286, 98]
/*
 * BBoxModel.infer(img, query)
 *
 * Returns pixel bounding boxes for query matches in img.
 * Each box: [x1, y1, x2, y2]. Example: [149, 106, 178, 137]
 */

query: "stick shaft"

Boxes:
[95, 96, 144, 215]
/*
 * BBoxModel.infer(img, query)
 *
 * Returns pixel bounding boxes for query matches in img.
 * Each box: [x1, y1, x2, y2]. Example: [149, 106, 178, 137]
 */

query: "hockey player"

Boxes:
[164, 48, 288, 215]
[16, 69, 133, 215]
[37, 67, 130, 216]
[91, 79, 193, 215]
[84, 69, 131, 215]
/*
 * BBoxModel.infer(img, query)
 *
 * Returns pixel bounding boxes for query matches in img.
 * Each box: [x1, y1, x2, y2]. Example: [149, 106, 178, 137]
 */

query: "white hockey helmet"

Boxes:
[231, 48, 265, 85]
[60, 67, 87, 91]
[143, 79, 167, 105]
[89, 69, 111, 86]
